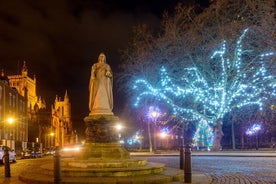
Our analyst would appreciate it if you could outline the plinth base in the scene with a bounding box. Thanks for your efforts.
[77,142,130,160]
[19,157,184,183]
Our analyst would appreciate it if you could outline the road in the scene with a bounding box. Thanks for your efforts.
[135,155,276,184]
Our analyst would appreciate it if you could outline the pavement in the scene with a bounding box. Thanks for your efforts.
[130,149,276,184]
[130,149,276,157]
[0,150,275,184]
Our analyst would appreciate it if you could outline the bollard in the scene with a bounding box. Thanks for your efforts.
[54,146,62,183]
[184,144,192,183]
[4,147,10,177]
[180,145,184,169]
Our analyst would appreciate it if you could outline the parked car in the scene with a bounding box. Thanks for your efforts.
[43,147,55,156]
[31,148,42,158]
[21,149,32,159]
[21,148,42,159]
[0,145,16,163]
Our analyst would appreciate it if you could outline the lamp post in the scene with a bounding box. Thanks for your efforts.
[160,131,169,149]
[4,117,14,178]
[147,119,153,153]
[148,106,160,153]
[115,124,123,143]
[50,132,55,148]
[246,123,261,150]
[7,117,15,150]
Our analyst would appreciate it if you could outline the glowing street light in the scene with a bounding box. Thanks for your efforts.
[6,117,15,150]
[115,124,123,131]
[49,132,55,147]
[246,123,262,150]
[246,123,262,136]
[7,117,15,125]
[115,124,124,143]
[147,106,161,152]
[148,106,161,121]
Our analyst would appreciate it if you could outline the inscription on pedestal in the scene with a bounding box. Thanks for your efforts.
[79,115,130,160]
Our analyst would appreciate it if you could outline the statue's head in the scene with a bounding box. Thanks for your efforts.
[98,53,106,63]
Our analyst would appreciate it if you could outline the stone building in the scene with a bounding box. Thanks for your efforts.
[7,62,47,146]
[7,61,46,111]
[52,91,75,147]
[0,70,28,153]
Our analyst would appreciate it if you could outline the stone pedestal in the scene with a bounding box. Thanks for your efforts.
[77,115,130,160]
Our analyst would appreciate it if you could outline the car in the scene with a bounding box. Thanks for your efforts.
[31,148,42,158]
[0,145,16,163]
[43,147,55,156]
[21,149,32,159]
[21,148,42,159]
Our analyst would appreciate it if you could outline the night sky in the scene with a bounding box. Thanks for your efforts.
[0,0,202,132]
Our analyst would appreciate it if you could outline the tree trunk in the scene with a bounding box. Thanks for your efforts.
[212,119,224,151]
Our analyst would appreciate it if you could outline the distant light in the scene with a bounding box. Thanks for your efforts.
[246,123,262,135]
[160,132,167,138]
[7,117,15,124]
[115,124,123,131]
[62,146,80,152]
[147,106,161,120]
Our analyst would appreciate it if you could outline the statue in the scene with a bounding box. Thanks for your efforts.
[89,52,113,115]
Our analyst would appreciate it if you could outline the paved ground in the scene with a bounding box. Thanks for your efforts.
[0,150,275,183]
[132,150,276,184]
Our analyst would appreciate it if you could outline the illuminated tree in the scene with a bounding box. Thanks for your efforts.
[119,0,275,150]
[133,29,275,150]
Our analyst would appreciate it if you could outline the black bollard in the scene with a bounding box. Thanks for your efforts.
[54,146,62,183]
[4,147,10,177]
[180,145,184,169]
[184,144,192,183]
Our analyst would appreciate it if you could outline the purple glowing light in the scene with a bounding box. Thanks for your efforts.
[246,123,262,135]
[147,106,161,120]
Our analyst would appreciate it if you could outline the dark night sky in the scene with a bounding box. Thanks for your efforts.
[0,0,202,132]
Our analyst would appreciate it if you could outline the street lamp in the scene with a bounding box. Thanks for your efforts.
[7,117,15,125]
[147,106,161,152]
[115,124,123,143]
[6,117,15,150]
[2,116,15,177]
[160,128,170,150]
[246,123,262,150]
[49,132,54,148]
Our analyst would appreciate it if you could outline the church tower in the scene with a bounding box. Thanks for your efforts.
[52,90,74,146]
[7,61,46,111]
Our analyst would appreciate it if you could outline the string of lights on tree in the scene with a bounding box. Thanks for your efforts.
[133,29,275,126]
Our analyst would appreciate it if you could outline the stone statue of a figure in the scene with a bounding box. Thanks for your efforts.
[89,53,113,115]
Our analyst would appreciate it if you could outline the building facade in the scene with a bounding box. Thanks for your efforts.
[0,70,28,153]
[7,62,48,145]
[7,61,46,111]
